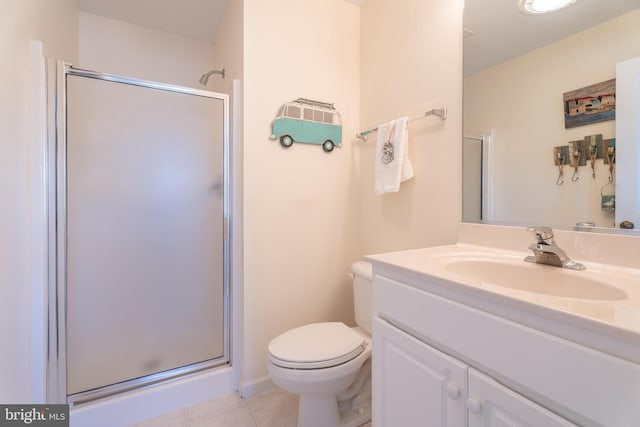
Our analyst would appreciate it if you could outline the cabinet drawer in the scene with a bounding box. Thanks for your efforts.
[374,274,640,426]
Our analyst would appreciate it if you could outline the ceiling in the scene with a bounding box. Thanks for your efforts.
[75,0,638,73]
[76,0,231,43]
[464,0,640,76]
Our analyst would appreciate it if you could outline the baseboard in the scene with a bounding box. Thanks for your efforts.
[239,375,275,399]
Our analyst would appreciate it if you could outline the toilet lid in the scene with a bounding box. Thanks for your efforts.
[268,322,365,369]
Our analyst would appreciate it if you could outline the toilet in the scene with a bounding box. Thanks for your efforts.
[267,261,373,427]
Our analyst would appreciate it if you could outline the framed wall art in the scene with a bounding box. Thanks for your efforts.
[563,78,616,129]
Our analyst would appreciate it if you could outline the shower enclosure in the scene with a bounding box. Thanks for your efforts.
[47,64,230,405]
[462,134,489,222]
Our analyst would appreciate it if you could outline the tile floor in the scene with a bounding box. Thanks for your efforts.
[128,388,372,427]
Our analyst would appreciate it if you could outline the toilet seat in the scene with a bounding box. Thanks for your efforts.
[268,322,365,370]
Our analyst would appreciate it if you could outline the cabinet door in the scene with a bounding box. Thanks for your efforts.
[467,369,577,427]
[373,317,467,427]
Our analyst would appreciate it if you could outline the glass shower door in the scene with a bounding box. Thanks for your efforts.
[64,72,228,401]
[463,135,484,222]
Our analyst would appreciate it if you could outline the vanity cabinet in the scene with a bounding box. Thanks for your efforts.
[374,317,467,426]
[374,317,575,426]
[370,270,640,427]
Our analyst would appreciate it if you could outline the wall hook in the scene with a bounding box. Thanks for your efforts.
[555,150,565,185]
[607,146,616,183]
[568,141,582,182]
[589,143,597,179]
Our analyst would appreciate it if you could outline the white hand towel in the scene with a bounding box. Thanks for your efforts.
[375,117,414,194]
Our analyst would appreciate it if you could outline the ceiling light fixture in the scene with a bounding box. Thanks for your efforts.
[519,0,578,15]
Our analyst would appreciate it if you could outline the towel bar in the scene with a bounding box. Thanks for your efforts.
[355,107,447,141]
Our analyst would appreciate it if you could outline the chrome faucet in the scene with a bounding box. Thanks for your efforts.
[524,227,585,270]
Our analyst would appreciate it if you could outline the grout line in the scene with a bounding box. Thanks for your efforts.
[180,409,189,427]
[246,402,260,427]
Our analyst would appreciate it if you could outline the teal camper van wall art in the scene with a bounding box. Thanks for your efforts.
[271,98,343,152]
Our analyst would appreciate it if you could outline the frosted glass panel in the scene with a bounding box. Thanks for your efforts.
[65,76,226,395]
[463,137,483,222]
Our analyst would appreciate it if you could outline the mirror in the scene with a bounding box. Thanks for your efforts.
[463,0,640,233]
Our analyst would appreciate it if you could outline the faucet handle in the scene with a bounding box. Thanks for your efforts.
[527,226,554,244]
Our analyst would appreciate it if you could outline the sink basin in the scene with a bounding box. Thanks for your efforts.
[444,259,628,301]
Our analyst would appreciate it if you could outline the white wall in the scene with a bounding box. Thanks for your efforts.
[464,9,640,228]
[0,0,78,403]
[242,0,362,386]
[358,0,464,254]
[209,0,245,387]
[211,0,243,95]
[78,12,216,88]
[240,0,464,390]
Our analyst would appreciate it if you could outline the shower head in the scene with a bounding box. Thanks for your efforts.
[199,68,225,85]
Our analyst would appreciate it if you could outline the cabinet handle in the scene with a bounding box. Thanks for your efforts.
[446,383,461,400]
[467,398,482,414]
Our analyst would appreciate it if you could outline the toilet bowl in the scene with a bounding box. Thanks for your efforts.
[267,262,373,427]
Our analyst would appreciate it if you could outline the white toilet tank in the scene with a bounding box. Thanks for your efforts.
[351,261,373,334]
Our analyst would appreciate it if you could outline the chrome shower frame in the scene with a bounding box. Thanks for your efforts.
[46,62,232,405]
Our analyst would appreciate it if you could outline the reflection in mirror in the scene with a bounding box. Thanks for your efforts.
[463,0,640,233]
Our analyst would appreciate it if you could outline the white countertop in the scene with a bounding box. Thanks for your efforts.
[366,241,640,364]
